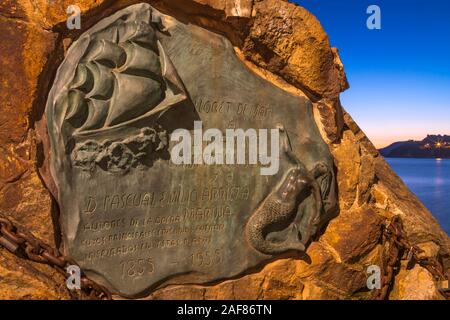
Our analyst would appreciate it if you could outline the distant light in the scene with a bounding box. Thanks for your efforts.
[436,158,443,161]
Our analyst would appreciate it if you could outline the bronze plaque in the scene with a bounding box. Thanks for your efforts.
[46,3,337,298]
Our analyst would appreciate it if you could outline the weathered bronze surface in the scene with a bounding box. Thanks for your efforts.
[46,3,338,298]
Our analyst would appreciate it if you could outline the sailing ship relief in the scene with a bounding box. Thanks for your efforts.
[47,9,189,173]
[62,17,187,137]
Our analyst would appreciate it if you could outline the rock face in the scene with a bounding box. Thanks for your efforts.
[0,0,448,300]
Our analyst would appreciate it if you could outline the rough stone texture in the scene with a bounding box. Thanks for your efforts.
[389,262,445,300]
[0,0,448,300]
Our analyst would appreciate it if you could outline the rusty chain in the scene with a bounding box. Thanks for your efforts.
[0,215,111,300]
[374,215,450,300]
[1,213,448,300]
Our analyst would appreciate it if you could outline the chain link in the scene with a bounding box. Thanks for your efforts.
[374,215,450,300]
[0,215,111,300]
[1,213,448,300]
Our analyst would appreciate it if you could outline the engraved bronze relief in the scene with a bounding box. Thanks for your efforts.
[245,127,332,255]
[46,3,338,298]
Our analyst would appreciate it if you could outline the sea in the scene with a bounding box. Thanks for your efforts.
[386,158,450,235]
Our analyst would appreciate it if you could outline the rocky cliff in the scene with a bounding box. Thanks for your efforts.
[0,0,449,300]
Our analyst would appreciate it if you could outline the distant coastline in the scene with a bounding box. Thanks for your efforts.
[379,135,450,158]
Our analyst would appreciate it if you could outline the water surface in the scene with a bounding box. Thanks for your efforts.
[386,158,450,235]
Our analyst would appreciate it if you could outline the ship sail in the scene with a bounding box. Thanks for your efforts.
[66,24,186,135]
[117,21,158,52]
[85,39,126,68]
[118,41,161,77]
[79,99,109,131]
[71,64,93,93]
[65,89,88,128]
[105,71,164,126]
[68,61,115,131]
[85,62,115,100]
[158,41,185,97]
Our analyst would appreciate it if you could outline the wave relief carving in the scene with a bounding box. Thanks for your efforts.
[72,127,168,174]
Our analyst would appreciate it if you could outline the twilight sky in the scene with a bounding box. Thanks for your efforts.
[295,0,450,148]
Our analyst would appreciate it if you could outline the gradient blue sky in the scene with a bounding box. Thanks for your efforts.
[294,0,450,148]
